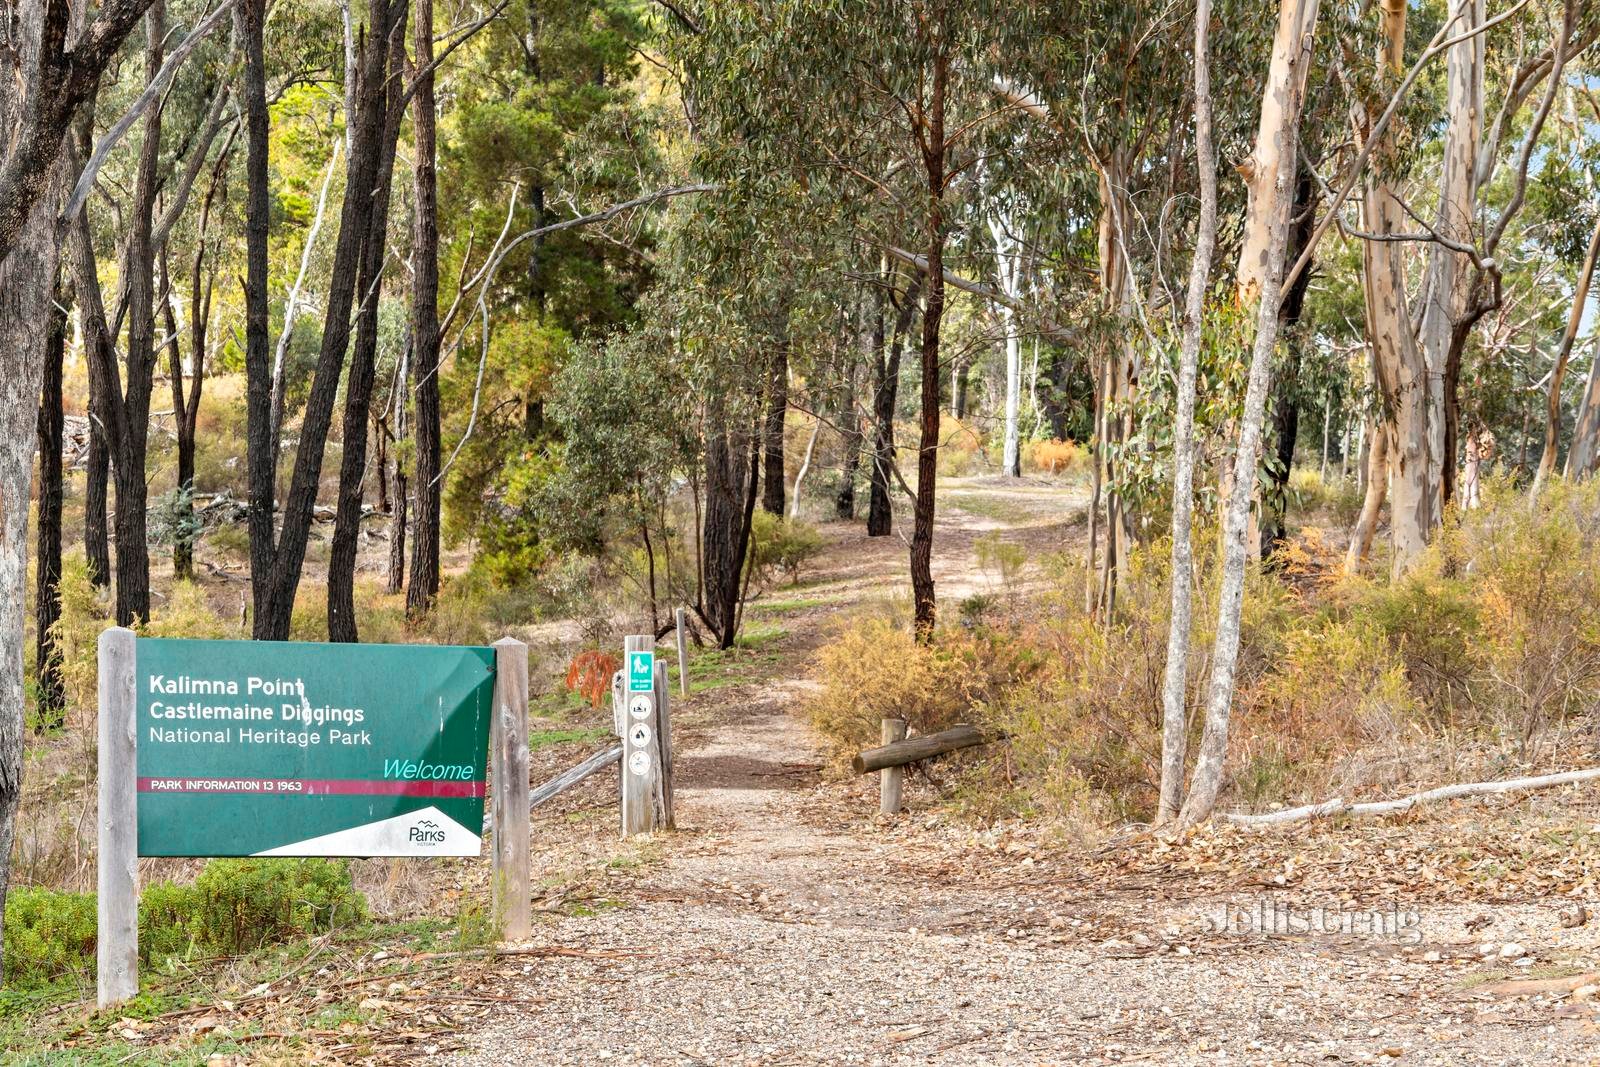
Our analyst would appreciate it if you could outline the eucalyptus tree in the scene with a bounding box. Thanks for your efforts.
[685,0,1033,635]
[65,0,235,624]
[240,0,405,639]
[327,2,409,642]
[998,0,1271,614]
[0,0,174,989]
[424,0,660,595]
[1178,0,1323,827]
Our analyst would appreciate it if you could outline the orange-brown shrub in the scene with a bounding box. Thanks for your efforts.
[565,650,621,708]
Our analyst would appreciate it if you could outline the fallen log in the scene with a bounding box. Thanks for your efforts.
[852,724,988,775]
[1219,767,1600,827]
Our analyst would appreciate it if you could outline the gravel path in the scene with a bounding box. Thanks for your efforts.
[447,484,1600,1066]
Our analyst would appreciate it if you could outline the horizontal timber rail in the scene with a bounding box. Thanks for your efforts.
[530,744,623,810]
[851,724,990,775]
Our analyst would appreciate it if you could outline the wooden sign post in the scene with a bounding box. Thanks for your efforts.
[97,627,138,1008]
[619,635,659,837]
[674,606,689,695]
[491,637,531,941]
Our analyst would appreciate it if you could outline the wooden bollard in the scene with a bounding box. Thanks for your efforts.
[491,637,531,942]
[97,627,139,1008]
[675,606,689,696]
[879,718,908,814]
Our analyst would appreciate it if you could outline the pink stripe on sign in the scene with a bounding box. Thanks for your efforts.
[136,777,484,798]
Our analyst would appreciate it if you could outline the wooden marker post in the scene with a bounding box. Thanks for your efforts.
[620,635,661,837]
[879,718,908,815]
[653,661,675,828]
[491,637,531,941]
[97,626,139,1008]
[675,607,689,695]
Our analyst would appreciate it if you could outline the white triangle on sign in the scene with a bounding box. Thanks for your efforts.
[252,805,481,857]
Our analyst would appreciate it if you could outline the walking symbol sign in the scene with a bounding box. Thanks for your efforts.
[628,650,655,692]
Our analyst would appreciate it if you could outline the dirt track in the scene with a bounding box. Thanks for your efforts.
[447,479,1600,1066]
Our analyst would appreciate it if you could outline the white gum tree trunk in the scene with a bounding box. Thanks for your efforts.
[1360,0,1433,576]
[1156,0,1220,824]
[989,215,1023,477]
[1179,0,1321,827]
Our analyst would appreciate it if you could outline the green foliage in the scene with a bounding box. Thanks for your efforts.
[974,532,1028,586]
[3,861,363,990]
[147,488,203,550]
[46,555,110,716]
[2,887,97,989]
[190,859,366,955]
[746,512,824,588]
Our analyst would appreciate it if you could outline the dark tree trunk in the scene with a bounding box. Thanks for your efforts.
[162,246,202,582]
[406,0,444,619]
[251,0,403,640]
[1262,167,1315,560]
[64,102,111,591]
[84,361,111,590]
[239,0,277,635]
[373,414,390,515]
[911,47,949,639]
[761,331,789,515]
[701,401,760,648]
[35,293,66,726]
[952,360,969,420]
[868,271,920,537]
[100,1,167,626]
[838,350,864,521]
[386,344,408,596]
[329,0,409,643]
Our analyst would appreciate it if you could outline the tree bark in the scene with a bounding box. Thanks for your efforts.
[406,0,444,618]
[102,0,168,625]
[250,0,403,640]
[1345,417,1389,574]
[701,398,759,648]
[1531,212,1600,498]
[1568,332,1600,480]
[329,0,409,642]
[386,342,408,596]
[868,271,920,537]
[910,43,949,639]
[75,252,112,589]
[0,0,155,986]
[1421,0,1482,510]
[834,297,866,520]
[1359,0,1431,578]
[1156,0,1219,825]
[0,184,62,986]
[1178,0,1320,827]
[989,216,1023,478]
[162,245,202,582]
[35,293,67,726]
[240,0,276,634]
[1262,168,1315,558]
[761,326,789,516]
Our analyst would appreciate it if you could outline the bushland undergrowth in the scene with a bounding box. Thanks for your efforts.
[811,476,1600,829]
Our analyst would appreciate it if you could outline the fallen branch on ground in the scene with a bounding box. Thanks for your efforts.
[1480,971,1600,997]
[1219,768,1600,827]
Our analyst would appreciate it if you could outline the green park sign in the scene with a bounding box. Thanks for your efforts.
[134,638,495,857]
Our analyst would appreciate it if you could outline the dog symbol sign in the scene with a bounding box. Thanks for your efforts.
[627,650,655,693]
